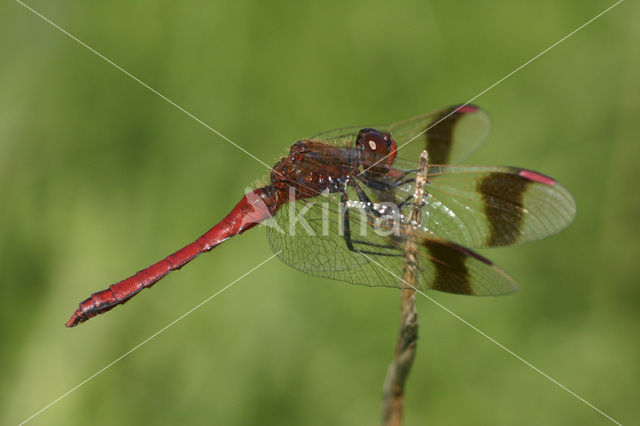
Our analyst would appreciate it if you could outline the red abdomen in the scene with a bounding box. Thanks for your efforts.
[66,186,279,327]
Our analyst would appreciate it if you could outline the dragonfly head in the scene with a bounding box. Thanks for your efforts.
[355,128,398,174]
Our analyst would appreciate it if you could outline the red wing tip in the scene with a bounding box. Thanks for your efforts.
[454,104,479,114]
[519,170,556,186]
[456,244,493,265]
[424,239,494,266]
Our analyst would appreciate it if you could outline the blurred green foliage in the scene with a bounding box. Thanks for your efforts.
[1,0,638,425]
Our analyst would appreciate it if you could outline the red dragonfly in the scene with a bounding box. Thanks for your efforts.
[66,105,576,327]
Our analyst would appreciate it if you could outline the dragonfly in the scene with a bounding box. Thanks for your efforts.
[66,104,576,327]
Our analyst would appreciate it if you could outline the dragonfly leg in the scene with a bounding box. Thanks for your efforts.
[341,190,357,252]
[353,184,382,218]
[387,168,419,188]
[397,194,415,210]
[393,177,416,188]
[358,176,392,191]
[353,181,418,224]
[340,191,404,258]
[397,193,427,210]
[359,170,417,191]
[354,181,408,220]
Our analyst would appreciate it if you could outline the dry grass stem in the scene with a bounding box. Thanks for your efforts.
[381,150,429,426]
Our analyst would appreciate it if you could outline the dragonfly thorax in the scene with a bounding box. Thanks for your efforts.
[269,140,356,199]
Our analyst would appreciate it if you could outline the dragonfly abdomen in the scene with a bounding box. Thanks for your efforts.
[65,187,279,327]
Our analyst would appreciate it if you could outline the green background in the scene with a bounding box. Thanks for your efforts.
[1,0,637,424]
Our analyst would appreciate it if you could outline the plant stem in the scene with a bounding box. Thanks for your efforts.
[381,150,429,426]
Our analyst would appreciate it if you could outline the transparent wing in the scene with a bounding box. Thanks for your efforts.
[307,123,387,148]
[387,165,576,249]
[390,104,491,165]
[265,186,517,296]
[305,104,490,165]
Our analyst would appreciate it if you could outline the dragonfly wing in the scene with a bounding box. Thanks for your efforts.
[307,124,387,148]
[417,237,518,295]
[266,188,399,286]
[389,104,491,165]
[304,104,489,165]
[397,165,577,249]
[265,189,517,296]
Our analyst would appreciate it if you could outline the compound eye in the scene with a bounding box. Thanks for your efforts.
[357,129,387,154]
